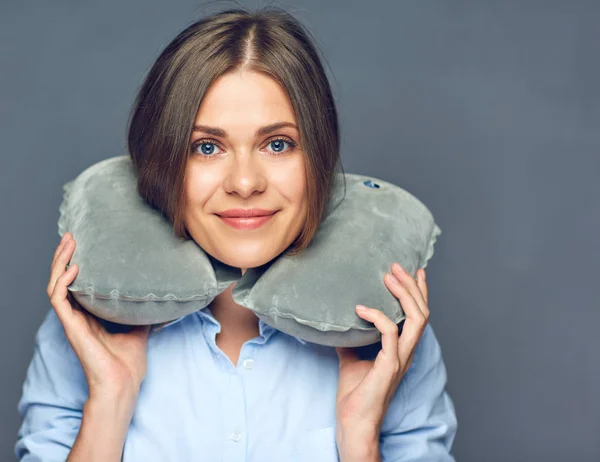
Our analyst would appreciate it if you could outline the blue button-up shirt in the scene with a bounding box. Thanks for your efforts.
[16,306,457,461]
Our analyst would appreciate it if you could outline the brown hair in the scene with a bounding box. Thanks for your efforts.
[126,5,345,257]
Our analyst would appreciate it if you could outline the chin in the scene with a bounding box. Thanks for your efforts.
[210,243,285,270]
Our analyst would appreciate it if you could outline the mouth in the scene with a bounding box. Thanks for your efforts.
[216,211,278,230]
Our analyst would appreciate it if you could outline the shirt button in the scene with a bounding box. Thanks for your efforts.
[243,358,254,370]
[230,431,242,442]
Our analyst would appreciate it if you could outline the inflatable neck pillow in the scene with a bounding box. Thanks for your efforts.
[58,155,441,347]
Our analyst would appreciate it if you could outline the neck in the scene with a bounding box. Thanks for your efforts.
[208,267,260,336]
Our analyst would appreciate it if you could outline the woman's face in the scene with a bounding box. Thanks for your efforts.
[183,69,308,271]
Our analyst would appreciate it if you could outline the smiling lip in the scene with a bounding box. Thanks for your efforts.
[216,209,278,230]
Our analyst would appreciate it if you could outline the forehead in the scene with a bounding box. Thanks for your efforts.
[194,70,296,128]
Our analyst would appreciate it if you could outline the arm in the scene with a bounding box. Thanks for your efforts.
[15,309,137,462]
[379,323,458,462]
[68,389,138,462]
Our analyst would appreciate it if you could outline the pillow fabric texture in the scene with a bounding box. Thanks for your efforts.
[59,155,441,347]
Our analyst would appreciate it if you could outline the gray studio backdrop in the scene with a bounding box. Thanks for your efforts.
[2,1,599,461]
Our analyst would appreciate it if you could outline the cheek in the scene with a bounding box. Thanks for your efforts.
[186,185,210,205]
[277,159,307,203]
[277,179,306,210]
[184,166,219,205]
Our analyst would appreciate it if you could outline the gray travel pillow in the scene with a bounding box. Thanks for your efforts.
[58,155,441,347]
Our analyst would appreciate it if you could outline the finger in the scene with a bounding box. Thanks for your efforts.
[397,303,428,367]
[67,287,90,313]
[47,238,76,297]
[50,263,79,329]
[65,290,95,334]
[391,263,429,319]
[402,347,417,374]
[355,304,399,369]
[384,272,426,326]
[417,269,428,307]
[66,290,80,310]
[390,263,427,317]
[51,232,71,268]
[48,237,74,295]
[384,272,428,363]
[398,320,424,371]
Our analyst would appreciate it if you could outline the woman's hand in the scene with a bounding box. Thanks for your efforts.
[334,262,430,460]
[46,232,152,402]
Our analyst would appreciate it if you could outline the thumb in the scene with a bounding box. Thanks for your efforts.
[336,347,359,368]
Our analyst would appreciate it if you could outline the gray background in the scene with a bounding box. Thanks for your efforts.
[2,0,599,461]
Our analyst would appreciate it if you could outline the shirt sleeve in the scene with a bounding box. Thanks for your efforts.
[379,323,458,462]
[15,308,89,462]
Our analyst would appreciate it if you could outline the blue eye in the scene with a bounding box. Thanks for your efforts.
[266,137,297,154]
[190,136,298,158]
[192,141,222,157]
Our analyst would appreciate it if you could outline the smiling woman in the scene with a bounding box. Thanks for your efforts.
[126,9,342,265]
[125,8,346,368]
[16,5,457,462]
[182,70,311,269]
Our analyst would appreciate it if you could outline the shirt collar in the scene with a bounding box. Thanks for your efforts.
[198,307,307,345]
[152,307,307,345]
[150,315,186,333]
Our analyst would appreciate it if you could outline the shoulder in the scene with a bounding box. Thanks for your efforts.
[380,321,456,431]
[24,308,87,396]
[378,322,458,458]
[34,307,72,350]
[18,309,89,416]
[26,308,85,378]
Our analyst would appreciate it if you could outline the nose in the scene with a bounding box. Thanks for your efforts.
[223,149,267,198]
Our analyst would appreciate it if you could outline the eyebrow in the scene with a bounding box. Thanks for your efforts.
[192,122,298,138]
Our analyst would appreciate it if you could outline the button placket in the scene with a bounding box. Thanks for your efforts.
[222,371,247,460]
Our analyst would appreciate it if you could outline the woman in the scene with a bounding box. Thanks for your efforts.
[15,7,457,462]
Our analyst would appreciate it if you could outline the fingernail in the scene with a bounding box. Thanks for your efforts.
[393,262,405,273]
[356,305,368,311]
